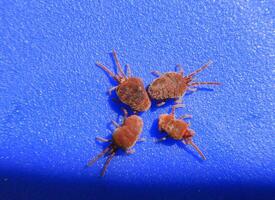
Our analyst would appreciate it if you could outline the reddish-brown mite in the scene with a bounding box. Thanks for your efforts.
[87,109,145,176]
[157,104,206,160]
[148,61,221,106]
[96,50,151,112]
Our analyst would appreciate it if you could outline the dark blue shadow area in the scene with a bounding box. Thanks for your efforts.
[0,169,273,200]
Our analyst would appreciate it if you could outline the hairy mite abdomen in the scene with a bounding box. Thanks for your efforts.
[117,77,151,112]
[148,72,186,100]
[113,115,143,149]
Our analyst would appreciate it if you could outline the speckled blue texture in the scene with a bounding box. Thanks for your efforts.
[0,0,274,199]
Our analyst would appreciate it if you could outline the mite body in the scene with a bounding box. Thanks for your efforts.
[96,50,151,112]
[157,104,206,160]
[87,109,144,176]
[148,61,220,105]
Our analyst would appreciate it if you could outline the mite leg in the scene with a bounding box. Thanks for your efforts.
[157,101,166,107]
[126,64,131,77]
[87,145,112,167]
[183,139,206,160]
[96,137,112,143]
[190,82,221,86]
[171,104,185,115]
[187,60,213,78]
[111,120,120,128]
[176,64,184,75]
[96,62,120,83]
[126,149,135,155]
[101,151,116,176]
[179,114,193,120]
[155,136,168,142]
[151,71,163,77]
[112,50,126,78]
[108,86,118,95]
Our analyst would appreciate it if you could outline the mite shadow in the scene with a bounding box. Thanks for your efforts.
[149,116,204,163]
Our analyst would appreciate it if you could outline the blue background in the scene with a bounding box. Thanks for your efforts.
[0,0,274,199]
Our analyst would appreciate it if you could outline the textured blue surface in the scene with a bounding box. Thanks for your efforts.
[0,0,274,199]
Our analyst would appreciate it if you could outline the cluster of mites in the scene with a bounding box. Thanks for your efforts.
[87,50,220,176]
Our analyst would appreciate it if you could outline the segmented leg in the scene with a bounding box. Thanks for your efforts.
[101,151,116,176]
[112,50,126,78]
[87,144,112,167]
[187,60,213,78]
[96,62,120,83]
[190,82,221,86]
[183,139,206,160]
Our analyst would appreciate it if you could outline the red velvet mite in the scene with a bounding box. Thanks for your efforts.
[87,109,145,176]
[157,104,206,160]
[148,61,220,106]
[96,50,151,112]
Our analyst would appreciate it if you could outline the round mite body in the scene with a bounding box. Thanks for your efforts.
[148,61,220,105]
[112,115,143,149]
[86,109,144,176]
[96,50,151,112]
[148,72,187,100]
[157,104,206,160]
[116,78,151,112]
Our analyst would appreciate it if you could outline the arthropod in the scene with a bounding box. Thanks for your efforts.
[96,50,151,112]
[148,61,220,106]
[87,109,145,176]
[157,104,206,160]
